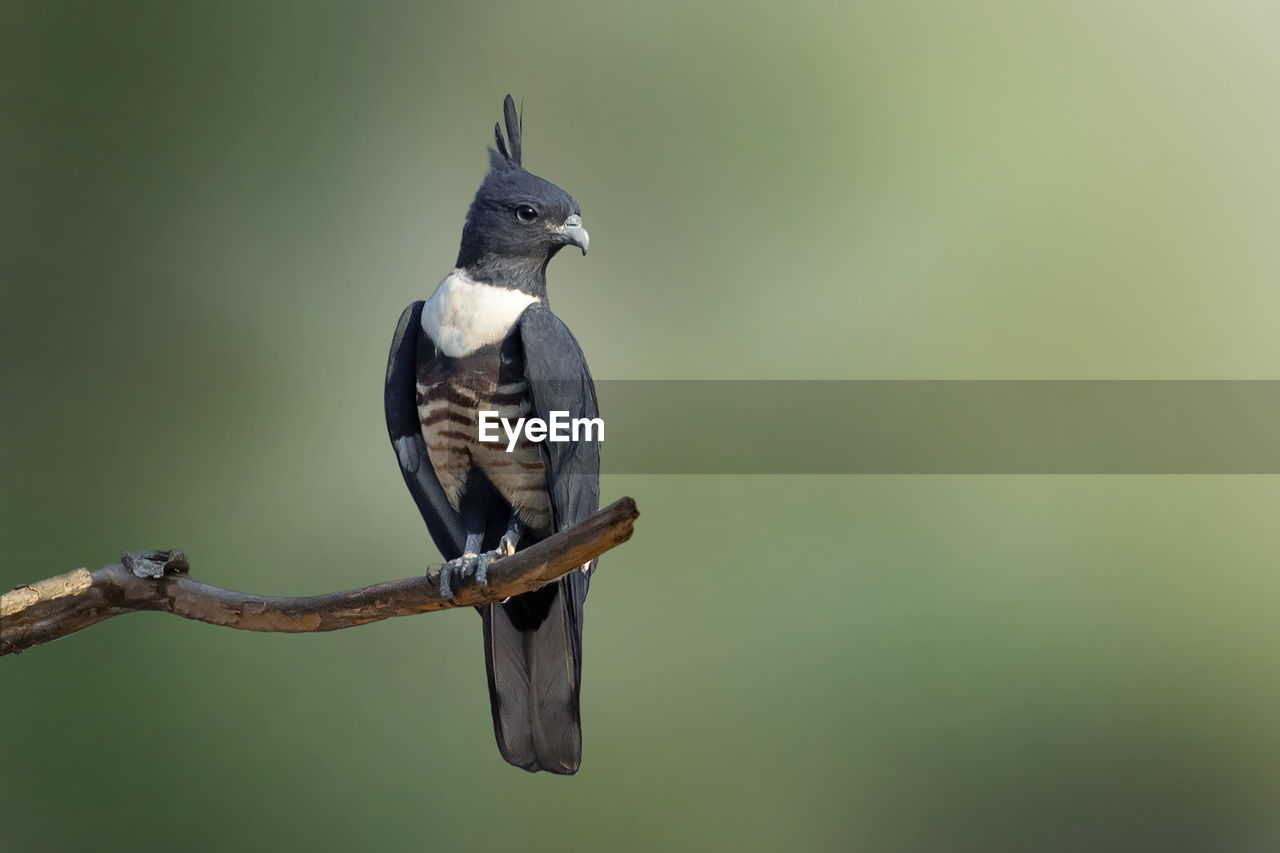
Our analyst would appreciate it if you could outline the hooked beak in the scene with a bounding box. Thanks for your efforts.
[553,214,589,255]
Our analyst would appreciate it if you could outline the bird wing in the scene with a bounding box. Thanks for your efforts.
[384,301,466,561]
[481,302,600,774]
[519,300,600,678]
[519,302,602,538]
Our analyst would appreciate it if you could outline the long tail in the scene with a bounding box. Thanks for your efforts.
[481,571,587,774]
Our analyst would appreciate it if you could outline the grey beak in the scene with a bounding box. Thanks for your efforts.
[555,214,589,255]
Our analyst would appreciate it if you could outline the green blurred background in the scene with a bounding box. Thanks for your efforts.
[4,1,1280,850]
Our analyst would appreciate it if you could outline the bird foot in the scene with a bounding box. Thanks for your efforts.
[437,546,510,600]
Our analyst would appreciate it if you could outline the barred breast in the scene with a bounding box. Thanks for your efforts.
[416,349,553,534]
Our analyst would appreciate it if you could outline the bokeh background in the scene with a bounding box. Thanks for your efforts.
[5,1,1280,850]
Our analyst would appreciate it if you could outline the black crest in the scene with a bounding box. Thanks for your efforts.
[493,94,523,166]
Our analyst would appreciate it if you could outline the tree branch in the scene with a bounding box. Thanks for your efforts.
[1,497,639,657]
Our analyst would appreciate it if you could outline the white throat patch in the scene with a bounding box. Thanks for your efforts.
[420,269,539,358]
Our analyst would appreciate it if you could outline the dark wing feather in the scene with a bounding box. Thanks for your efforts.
[482,303,599,774]
[520,302,601,535]
[520,299,600,716]
[384,301,466,560]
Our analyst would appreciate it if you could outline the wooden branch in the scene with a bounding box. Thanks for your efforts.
[0,497,638,657]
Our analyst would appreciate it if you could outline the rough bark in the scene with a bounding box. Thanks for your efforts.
[1,496,638,657]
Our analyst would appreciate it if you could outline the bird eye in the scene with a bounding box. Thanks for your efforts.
[515,205,538,224]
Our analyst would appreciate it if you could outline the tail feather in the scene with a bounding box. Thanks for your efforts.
[482,574,585,774]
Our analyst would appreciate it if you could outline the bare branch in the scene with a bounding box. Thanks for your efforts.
[1,497,638,657]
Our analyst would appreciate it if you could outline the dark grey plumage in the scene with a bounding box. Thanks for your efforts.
[455,97,585,297]
[385,95,598,774]
[494,95,521,165]
[385,302,466,557]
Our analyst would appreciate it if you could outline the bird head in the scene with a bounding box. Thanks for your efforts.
[455,96,588,291]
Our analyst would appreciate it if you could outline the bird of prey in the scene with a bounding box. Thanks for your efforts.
[384,95,600,774]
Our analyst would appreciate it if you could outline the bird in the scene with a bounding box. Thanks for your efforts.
[384,95,599,774]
